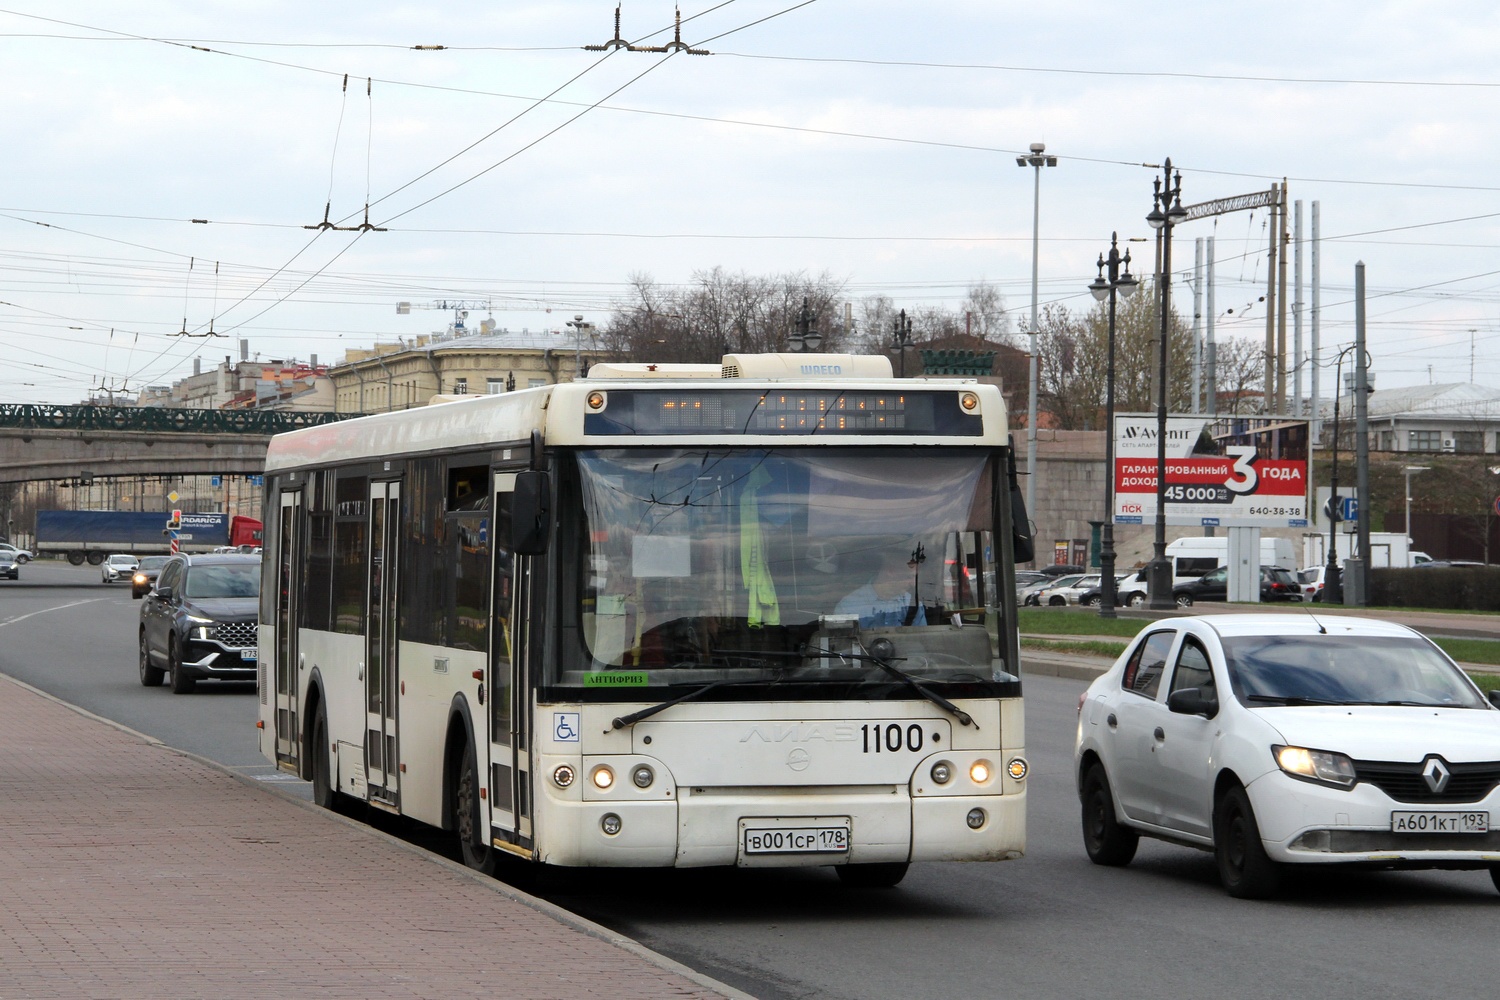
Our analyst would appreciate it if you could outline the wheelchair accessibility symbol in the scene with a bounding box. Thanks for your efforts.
[553,712,580,742]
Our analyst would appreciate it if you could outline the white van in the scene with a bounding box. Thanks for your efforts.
[1167,536,1294,579]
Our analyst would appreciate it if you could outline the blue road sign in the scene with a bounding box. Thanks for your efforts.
[210,475,222,488]
[1341,496,1359,521]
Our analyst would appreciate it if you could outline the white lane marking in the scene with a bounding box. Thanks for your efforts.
[0,598,113,629]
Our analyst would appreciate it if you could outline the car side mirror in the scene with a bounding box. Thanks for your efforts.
[154,585,174,601]
[1488,689,1500,710]
[1167,687,1218,717]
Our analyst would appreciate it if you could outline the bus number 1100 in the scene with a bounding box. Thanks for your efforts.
[862,722,924,753]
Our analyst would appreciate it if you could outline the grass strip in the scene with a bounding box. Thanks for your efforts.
[1432,638,1500,667]
[1021,637,1128,659]
[1464,671,1500,693]
[1016,608,1146,639]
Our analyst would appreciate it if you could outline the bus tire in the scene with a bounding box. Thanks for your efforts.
[456,739,498,877]
[139,630,164,687]
[311,709,334,810]
[835,862,909,888]
[169,640,196,694]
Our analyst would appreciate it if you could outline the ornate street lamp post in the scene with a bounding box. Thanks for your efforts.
[1088,233,1139,618]
[893,309,913,377]
[789,297,823,352]
[1144,159,1187,610]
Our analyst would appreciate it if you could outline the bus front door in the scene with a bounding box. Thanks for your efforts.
[366,480,401,808]
[487,473,531,851]
[274,488,302,768]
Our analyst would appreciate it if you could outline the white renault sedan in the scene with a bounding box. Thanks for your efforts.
[1074,614,1500,898]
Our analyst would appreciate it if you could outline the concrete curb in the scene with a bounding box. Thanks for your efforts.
[0,669,755,1000]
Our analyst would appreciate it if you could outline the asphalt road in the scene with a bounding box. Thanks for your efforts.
[4,561,1497,1000]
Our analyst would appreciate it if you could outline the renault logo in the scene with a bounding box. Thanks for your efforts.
[1421,757,1451,794]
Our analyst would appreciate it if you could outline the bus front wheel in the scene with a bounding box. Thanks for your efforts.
[456,739,498,877]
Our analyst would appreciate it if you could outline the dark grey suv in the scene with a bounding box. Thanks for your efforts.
[138,552,260,693]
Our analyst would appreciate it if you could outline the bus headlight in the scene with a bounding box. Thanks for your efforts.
[591,765,615,790]
[930,761,953,785]
[969,760,992,784]
[601,813,622,835]
[552,764,576,788]
[631,765,654,789]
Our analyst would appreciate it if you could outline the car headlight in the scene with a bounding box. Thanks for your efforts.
[1274,745,1357,789]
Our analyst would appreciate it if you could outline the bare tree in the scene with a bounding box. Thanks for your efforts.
[601,269,849,363]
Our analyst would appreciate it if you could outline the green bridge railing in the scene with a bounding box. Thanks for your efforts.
[0,404,358,435]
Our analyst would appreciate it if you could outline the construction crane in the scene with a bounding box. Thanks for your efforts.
[395,300,495,336]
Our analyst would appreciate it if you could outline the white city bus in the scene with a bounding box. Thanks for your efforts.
[257,353,1033,886]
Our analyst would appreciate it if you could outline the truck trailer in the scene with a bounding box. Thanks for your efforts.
[34,510,259,565]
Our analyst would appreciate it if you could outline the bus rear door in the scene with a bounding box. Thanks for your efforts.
[366,479,402,808]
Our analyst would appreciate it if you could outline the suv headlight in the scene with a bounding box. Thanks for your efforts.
[185,614,217,641]
[1274,745,1357,789]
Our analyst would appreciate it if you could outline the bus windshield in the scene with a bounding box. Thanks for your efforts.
[564,447,1013,695]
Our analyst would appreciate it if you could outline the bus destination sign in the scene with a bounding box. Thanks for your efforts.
[584,389,983,436]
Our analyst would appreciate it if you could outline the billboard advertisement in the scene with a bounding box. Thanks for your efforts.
[1113,415,1310,528]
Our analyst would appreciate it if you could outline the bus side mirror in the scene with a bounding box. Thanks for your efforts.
[1006,442,1034,564]
[511,471,551,555]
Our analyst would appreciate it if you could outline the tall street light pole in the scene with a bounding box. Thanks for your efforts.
[1017,143,1057,547]
[1145,159,1187,611]
[1089,233,1139,618]
[1403,464,1429,566]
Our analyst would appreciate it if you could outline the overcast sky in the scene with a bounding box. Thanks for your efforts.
[4,1,1500,404]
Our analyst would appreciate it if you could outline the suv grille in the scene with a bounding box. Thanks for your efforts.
[1353,758,1500,804]
[217,620,258,649]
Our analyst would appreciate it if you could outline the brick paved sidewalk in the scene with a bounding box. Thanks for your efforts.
[0,675,743,1000]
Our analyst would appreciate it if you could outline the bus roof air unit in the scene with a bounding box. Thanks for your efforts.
[720,354,893,380]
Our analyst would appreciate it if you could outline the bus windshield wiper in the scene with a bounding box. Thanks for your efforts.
[862,649,978,730]
[610,679,728,730]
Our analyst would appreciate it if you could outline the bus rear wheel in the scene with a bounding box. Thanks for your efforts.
[835,862,909,888]
[456,740,498,876]
[311,709,334,810]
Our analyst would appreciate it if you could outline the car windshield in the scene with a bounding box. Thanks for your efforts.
[564,447,1011,693]
[138,556,170,570]
[1222,634,1487,709]
[109,555,135,566]
[183,562,259,599]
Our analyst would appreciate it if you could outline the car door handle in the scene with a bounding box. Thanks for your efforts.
[1106,713,1118,728]
[1154,727,1165,741]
